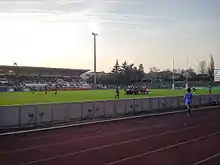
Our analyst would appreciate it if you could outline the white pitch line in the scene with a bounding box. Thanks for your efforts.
[193,152,220,165]
[105,132,220,165]
[0,105,220,136]
[19,123,216,165]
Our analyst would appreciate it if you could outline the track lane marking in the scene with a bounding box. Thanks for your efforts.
[0,115,214,155]
[106,132,220,165]
[18,122,218,165]
[193,152,220,165]
[0,124,162,155]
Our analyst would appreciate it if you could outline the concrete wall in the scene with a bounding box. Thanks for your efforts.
[82,102,94,120]
[93,101,105,118]
[64,103,82,121]
[115,100,126,115]
[0,106,19,127]
[171,97,179,109]
[37,104,52,123]
[20,105,37,125]
[200,95,210,105]
[142,98,151,112]
[1,94,220,129]
[191,95,201,107]
[134,99,143,113]
[105,101,115,117]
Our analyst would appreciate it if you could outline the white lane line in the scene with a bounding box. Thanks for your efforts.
[1,113,205,146]
[0,115,209,155]
[0,124,162,155]
[193,152,220,165]
[22,127,101,141]
[19,115,206,141]
[19,122,215,165]
[105,132,220,165]
[20,114,207,141]
[1,105,220,136]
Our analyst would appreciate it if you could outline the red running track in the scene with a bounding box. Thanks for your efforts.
[0,107,220,165]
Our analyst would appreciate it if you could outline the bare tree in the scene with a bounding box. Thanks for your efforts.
[207,54,215,82]
[198,60,207,75]
[150,66,160,72]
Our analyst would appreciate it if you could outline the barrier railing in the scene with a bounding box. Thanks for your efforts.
[0,94,219,130]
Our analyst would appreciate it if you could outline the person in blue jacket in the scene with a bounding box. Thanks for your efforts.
[185,88,193,115]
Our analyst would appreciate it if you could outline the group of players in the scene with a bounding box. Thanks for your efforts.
[124,85,150,95]
[32,86,58,95]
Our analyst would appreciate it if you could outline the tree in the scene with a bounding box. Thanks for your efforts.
[125,63,135,83]
[149,66,160,79]
[186,67,197,78]
[138,64,144,72]
[150,66,160,72]
[121,61,128,72]
[198,61,207,75]
[131,66,138,82]
[207,54,215,82]
[137,64,144,81]
[161,69,171,80]
[112,59,120,73]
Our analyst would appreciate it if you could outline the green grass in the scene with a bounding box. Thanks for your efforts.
[0,89,220,106]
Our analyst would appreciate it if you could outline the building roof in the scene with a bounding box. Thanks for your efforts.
[0,65,90,77]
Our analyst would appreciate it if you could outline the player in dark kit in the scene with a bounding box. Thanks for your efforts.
[192,86,196,94]
[55,88,57,95]
[45,86,48,95]
[115,86,119,99]
[208,84,212,94]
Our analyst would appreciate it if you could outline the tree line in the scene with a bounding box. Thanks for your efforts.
[87,55,215,85]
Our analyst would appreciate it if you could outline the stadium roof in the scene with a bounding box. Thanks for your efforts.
[0,65,90,77]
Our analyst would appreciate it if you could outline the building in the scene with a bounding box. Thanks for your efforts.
[80,71,106,81]
[0,65,89,77]
[0,65,90,91]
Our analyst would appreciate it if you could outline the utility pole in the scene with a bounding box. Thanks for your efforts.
[172,58,175,90]
[186,56,189,89]
[92,32,98,84]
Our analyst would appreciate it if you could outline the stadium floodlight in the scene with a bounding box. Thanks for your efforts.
[185,56,189,89]
[172,58,175,90]
[92,32,98,84]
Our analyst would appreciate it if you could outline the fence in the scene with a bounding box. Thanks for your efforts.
[0,94,220,130]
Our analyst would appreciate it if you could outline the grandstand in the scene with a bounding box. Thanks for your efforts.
[0,65,90,92]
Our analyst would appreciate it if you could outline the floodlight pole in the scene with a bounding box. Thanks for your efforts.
[92,32,98,85]
[172,58,175,90]
[186,56,189,89]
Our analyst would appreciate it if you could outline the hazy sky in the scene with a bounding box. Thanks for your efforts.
[0,0,219,72]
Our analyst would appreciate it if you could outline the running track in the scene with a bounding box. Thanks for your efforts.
[0,107,220,165]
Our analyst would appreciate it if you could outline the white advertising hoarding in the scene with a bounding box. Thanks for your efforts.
[214,69,220,82]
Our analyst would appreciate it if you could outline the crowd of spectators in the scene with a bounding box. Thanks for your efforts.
[0,75,90,92]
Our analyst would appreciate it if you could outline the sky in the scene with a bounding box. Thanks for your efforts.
[0,0,219,72]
